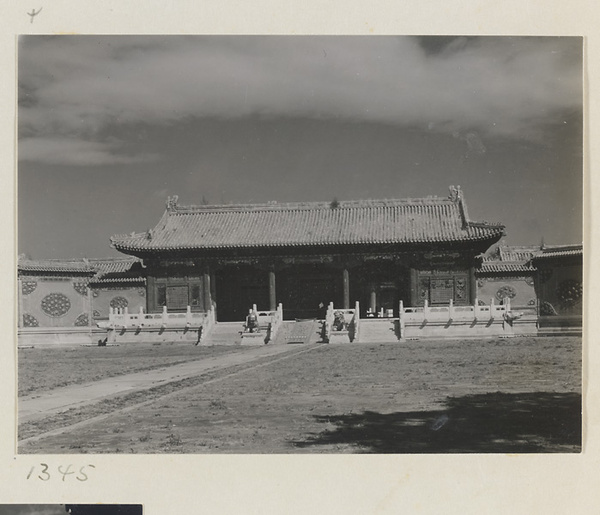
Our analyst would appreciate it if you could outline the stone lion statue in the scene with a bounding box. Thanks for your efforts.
[245,310,259,333]
[332,310,346,331]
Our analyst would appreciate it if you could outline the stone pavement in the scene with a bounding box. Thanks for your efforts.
[19,343,303,424]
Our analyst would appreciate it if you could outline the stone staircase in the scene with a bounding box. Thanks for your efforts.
[202,321,244,345]
[358,319,400,343]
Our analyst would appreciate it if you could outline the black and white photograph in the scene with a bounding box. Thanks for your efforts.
[17,35,583,454]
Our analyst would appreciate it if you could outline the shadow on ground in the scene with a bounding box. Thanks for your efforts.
[292,392,581,453]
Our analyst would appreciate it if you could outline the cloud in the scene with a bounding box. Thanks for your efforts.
[18,36,582,164]
[19,137,159,166]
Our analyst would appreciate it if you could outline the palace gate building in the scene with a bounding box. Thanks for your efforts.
[110,186,506,322]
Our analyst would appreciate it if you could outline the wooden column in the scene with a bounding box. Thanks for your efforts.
[203,269,212,312]
[87,283,93,327]
[268,269,277,311]
[469,266,477,306]
[342,268,350,309]
[370,288,377,312]
[146,276,155,313]
[409,268,418,307]
[210,271,217,318]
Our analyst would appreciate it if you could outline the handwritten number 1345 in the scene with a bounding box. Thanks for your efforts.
[27,464,96,481]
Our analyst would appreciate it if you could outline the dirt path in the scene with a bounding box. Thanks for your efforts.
[20,343,310,424]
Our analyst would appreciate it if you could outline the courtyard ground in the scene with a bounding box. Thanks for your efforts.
[18,336,582,454]
[18,342,246,396]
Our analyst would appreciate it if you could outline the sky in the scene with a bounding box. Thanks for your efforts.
[17,36,583,259]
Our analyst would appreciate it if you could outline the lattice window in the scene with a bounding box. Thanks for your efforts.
[156,285,167,307]
[418,273,470,305]
[167,285,188,310]
[190,285,201,306]
[430,278,454,304]
[418,277,430,303]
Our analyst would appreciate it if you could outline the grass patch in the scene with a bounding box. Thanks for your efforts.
[18,343,248,396]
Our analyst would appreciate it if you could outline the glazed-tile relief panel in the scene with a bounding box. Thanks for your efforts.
[477,276,537,309]
[91,287,146,319]
[19,276,92,327]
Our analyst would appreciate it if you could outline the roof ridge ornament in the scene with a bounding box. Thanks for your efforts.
[449,184,471,228]
[448,185,462,202]
[166,195,179,212]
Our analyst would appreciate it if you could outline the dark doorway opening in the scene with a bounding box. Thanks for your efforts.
[350,262,410,317]
[278,265,339,320]
[214,265,269,322]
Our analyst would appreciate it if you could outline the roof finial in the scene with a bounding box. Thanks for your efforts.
[448,185,460,202]
[166,195,179,212]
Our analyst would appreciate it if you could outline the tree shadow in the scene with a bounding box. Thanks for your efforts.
[292,392,581,453]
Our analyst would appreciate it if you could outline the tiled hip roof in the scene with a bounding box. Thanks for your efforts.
[18,259,96,274]
[496,246,539,262]
[533,245,583,260]
[87,257,140,275]
[87,258,145,283]
[18,257,146,283]
[91,277,147,285]
[477,262,536,274]
[111,196,505,253]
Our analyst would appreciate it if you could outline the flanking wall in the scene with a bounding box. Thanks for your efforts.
[535,262,582,317]
[19,275,93,328]
[90,284,147,320]
[476,276,537,309]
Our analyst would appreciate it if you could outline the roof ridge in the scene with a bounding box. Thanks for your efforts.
[467,220,505,228]
[87,257,140,262]
[19,257,89,262]
[532,244,583,259]
[110,188,506,253]
[168,196,455,214]
[19,256,138,264]
[540,243,583,251]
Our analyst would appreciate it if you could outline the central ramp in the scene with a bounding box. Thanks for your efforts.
[358,318,399,343]
[202,321,244,345]
[273,320,320,345]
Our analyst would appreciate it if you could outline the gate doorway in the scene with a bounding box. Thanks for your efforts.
[278,265,339,320]
[214,266,269,322]
[350,263,410,317]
